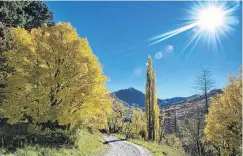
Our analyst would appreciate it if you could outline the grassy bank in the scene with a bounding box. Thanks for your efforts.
[113,134,186,156]
[3,129,104,156]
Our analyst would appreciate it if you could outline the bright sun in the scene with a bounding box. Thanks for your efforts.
[198,6,225,32]
[148,1,239,53]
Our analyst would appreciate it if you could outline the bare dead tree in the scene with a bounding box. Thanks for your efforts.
[195,69,215,114]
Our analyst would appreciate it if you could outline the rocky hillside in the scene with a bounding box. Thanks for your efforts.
[160,89,223,134]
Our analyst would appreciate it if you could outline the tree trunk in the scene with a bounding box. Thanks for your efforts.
[196,140,201,156]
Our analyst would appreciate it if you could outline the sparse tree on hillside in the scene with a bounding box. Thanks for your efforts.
[0,23,112,129]
[145,56,159,141]
[195,69,215,113]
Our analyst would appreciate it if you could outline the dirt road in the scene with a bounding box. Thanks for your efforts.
[102,135,152,156]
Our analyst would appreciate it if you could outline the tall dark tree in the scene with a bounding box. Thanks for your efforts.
[145,56,159,141]
[0,1,54,54]
[195,69,215,113]
[0,1,53,30]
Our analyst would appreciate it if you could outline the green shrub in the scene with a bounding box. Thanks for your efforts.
[68,124,104,155]
[161,134,183,149]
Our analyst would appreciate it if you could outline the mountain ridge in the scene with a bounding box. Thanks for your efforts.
[112,87,200,108]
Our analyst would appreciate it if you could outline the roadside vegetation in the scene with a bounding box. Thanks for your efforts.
[4,129,103,156]
[114,134,186,156]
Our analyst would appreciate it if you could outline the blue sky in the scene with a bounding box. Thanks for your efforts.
[46,1,242,99]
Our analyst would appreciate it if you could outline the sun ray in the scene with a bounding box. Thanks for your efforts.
[179,28,203,56]
[185,31,203,59]
[147,22,198,47]
[148,22,198,42]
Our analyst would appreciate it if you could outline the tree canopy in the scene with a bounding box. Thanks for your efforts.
[0,23,112,129]
[0,1,54,104]
[0,1,53,29]
[204,69,242,155]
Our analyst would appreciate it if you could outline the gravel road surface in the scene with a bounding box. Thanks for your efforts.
[102,135,152,156]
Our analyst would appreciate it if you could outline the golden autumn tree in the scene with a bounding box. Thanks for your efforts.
[123,107,147,139]
[145,56,159,141]
[0,23,112,129]
[204,68,242,156]
[153,72,160,141]
[108,98,127,133]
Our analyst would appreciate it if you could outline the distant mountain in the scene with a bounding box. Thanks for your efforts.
[112,87,200,108]
[112,87,148,108]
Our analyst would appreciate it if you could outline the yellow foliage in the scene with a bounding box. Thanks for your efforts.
[204,69,242,155]
[1,23,112,128]
[124,107,147,139]
[108,100,127,133]
[145,56,160,141]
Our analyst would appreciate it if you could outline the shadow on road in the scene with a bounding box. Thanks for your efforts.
[103,139,126,144]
